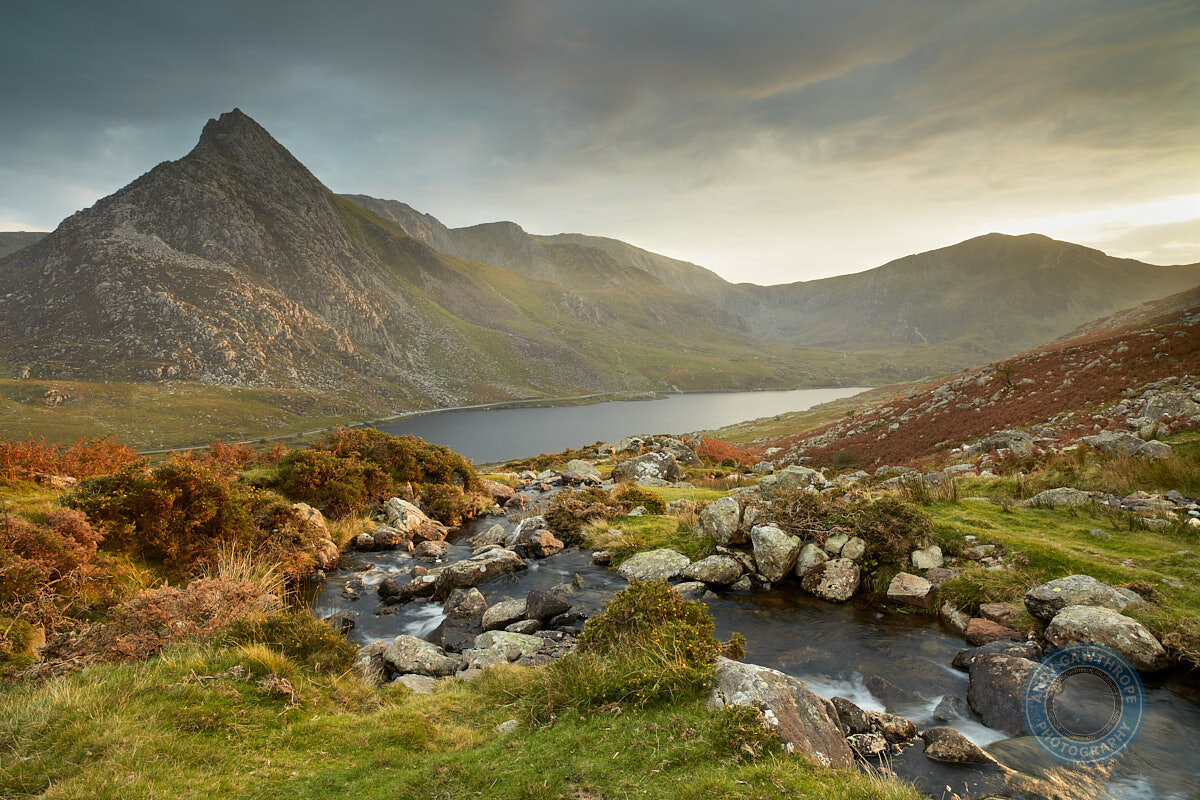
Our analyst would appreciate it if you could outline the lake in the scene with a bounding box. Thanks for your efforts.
[376,387,868,464]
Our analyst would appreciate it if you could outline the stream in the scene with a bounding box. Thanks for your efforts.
[311,497,1200,799]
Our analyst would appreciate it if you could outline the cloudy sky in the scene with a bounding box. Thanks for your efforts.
[2,1,1197,283]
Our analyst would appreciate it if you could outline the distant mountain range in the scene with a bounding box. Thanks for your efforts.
[2,108,1197,410]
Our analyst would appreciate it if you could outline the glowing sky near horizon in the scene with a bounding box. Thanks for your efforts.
[1,1,1197,283]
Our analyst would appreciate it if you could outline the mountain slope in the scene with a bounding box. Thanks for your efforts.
[0,110,840,410]
[0,231,46,259]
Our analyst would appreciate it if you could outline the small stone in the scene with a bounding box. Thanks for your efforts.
[965,618,1023,646]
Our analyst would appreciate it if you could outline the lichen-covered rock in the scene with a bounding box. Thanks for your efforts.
[482,598,527,631]
[617,548,690,582]
[840,536,867,562]
[886,572,935,608]
[794,542,828,578]
[800,558,860,602]
[432,548,527,598]
[750,525,800,583]
[1019,487,1095,508]
[611,452,683,483]
[681,554,743,585]
[758,465,829,495]
[921,727,998,765]
[383,635,460,677]
[470,523,507,548]
[560,459,602,484]
[472,630,543,659]
[910,545,944,570]
[1044,605,1168,671]
[1024,574,1131,621]
[707,657,852,768]
[697,495,742,545]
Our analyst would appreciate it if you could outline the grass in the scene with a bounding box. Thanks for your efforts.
[583,514,715,564]
[928,498,1200,661]
[0,648,921,800]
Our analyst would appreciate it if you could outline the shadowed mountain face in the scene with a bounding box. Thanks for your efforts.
[0,111,825,405]
[3,109,1197,410]
[0,231,46,259]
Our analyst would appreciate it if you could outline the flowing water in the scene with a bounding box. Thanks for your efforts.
[316,389,1200,798]
[375,387,868,464]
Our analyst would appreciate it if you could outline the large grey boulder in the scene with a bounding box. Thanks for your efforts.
[1024,574,1131,621]
[1019,488,1095,508]
[617,548,691,582]
[886,572,935,608]
[698,496,743,545]
[1044,605,1168,671]
[1082,430,1154,457]
[707,657,853,768]
[611,452,683,483]
[505,516,547,548]
[472,630,544,659]
[383,635,460,678]
[655,437,701,467]
[967,654,1039,736]
[794,543,828,578]
[921,728,998,765]
[800,558,860,602]
[560,459,602,484]
[432,548,527,598]
[481,598,527,631]
[1133,440,1173,460]
[910,545,944,569]
[470,523,508,548]
[681,554,744,585]
[759,465,829,495]
[750,525,801,583]
[384,498,447,541]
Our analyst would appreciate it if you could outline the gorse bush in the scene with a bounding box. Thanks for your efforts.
[68,461,327,580]
[313,427,480,492]
[272,448,394,519]
[611,483,666,514]
[515,581,737,723]
[418,483,482,527]
[848,496,933,560]
[172,440,257,475]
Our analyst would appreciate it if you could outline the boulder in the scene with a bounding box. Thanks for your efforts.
[979,602,1022,627]
[472,631,544,659]
[847,732,888,758]
[518,529,564,559]
[322,610,358,636]
[759,465,829,495]
[750,525,801,583]
[697,496,743,545]
[800,558,860,602]
[794,543,829,578]
[560,459,602,484]
[353,641,389,688]
[655,437,701,467]
[524,589,571,621]
[952,640,1042,671]
[1133,440,1173,460]
[910,545,944,570]
[479,479,515,503]
[931,694,969,722]
[920,727,998,765]
[611,452,683,483]
[470,523,508,548]
[617,548,690,582]
[672,581,708,601]
[965,618,1023,646]
[1044,605,1168,671]
[414,540,449,559]
[752,461,775,474]
[924,567,960,588]
[829,696,915,743]
[707,657,853,768]
[505,516,547,548]
[824,533,849,556]
[886,572,935,608]
[506,619,542,635]
[383,635,460,678]
[385,498,442,539]
[1019,487,1095,508]
[681,554,744,585]
[939,602,971,636]
[967,654,1039,736]
[1081,430,1151,457]
[1024,574,1131,621]
[840,536,867,562]
[443,587,487,620]
[432,548,527,598]
[482,598,527,631]
[864,675,923,708]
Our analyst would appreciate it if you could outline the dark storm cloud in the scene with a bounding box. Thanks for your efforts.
[1,1,1196,278]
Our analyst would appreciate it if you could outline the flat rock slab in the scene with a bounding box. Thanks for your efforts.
[617,548,690,582]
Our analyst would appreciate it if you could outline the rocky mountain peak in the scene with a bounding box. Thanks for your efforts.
[186,108,324,194]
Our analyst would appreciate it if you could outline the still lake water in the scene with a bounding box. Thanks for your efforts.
[376,387,868,464]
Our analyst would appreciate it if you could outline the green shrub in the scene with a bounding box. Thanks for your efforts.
[849,496,933,561]
[313,427,480,492]
[0,617,37,676]
[272,448,395,519]
[611,484,666,514]
[225,613,357,674]
[521,581,727,722]
[418,483,481,526]
[68,462,325,580]
[544,487,621,544]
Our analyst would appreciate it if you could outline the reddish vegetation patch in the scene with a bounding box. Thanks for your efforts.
[695,436,753,467]
[0,435,139,481]
[745,304,1200,468]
